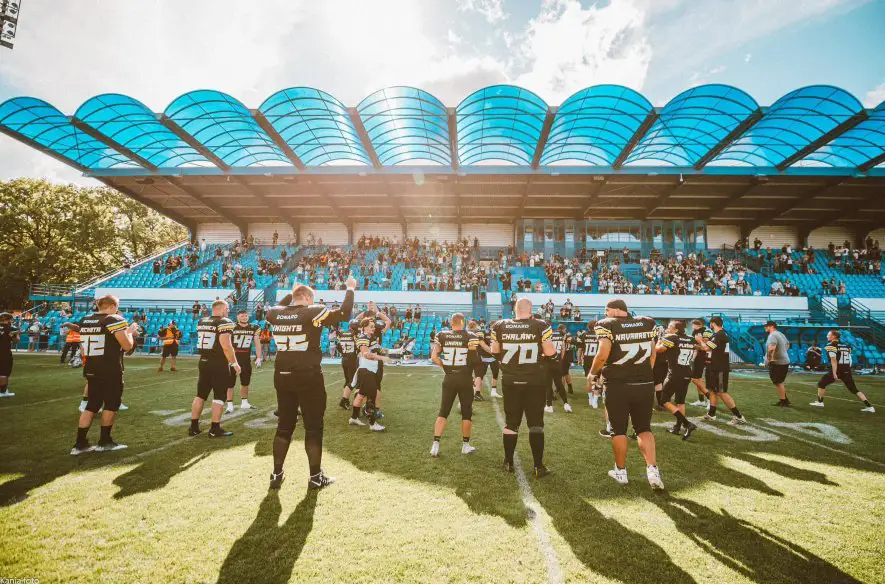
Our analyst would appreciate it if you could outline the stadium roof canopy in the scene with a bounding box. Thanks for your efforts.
[1,84,884,233]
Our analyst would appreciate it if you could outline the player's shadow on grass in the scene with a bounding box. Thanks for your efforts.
[217,489,317,584]
[648,494,859,583]
[735,453,839,486]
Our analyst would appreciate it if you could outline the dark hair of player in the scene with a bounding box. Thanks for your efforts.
[692,318,705,326]
[466,319,478,330]
[670,320,686,334]
[709,316,723,327]
[349,319,360,332]
[237,310,247,315]
[587,319,596,329]
[359,317,374,330]
[96,295,120,311]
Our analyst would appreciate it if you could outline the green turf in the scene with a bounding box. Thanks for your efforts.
[1,354,884,583]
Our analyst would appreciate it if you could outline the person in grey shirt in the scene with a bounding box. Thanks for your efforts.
[764,320,791,406]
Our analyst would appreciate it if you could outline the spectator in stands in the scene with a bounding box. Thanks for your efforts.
[272,230,279,247]
[211,271,219,287]
[200,304,209,318]
[255,302,264,322]
[192,301,200,318]
[805,342,822,370]
[573,306,582,321]
[201,272,209,287]
[415,304,423,322]
[153,259,161,275]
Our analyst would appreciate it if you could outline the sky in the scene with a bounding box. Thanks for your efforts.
[0,0,883,185]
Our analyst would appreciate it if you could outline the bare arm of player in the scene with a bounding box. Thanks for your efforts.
[220,332,241,374]
[113,323,139,352]
[589,338,612,377]
[430,342,443,369]
[62,322,80,331]
[360,344,392,364]
[253,332,262,364]
[766,342,776,365]
[695,332,710,351]
[376,310,392,332]
[831,353,839,379]
[655,341,669,354]
[477,339,492,354]
[542,338,557,358]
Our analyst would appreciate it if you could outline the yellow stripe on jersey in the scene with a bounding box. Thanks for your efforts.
[660,338,675,348]
[702,330,713,339]
[595,325,613,341]
[217,322,234,332]
[541,327,553,341]
[825,345,837,353]
[468,339,479,349]
[106,319,129,332]
[356,338,369,348]
[706,339,718,349]
[312,307,330,327]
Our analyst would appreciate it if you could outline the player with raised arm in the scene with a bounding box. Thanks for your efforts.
[225,310,262,413]
[0,312,21,398]
[698,316,746,425]
[544,322,572,414]
[70,296,139,455]
[688,319,712,408]
[355,301,392,418]
[467,320,495,401]
[810,330,876,413]
[266,276,356,490]
[190,300,240,438]
[349,318,393,431]
[654,320,699,440]
[588,299,664,489]
[491,298,557,477]
[337,320,360,410]
[430,313,480,456]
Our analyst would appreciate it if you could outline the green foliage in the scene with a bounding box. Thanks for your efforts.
[0,178,187,307]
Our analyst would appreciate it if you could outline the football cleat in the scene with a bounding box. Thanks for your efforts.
[269,471,285,490]
[544,405,554,414]
[96,441,128,452]
[861,406,876,413]
[308,471,335,490]
[534,465,552,479]
[728,416,747,426]
[473,393,485,402]
[348,417,366,427]
[666,425,683,435]
[689,399,706,407]
[590,394,599,409]
[773,399,791,407]
[608,467,629,485]
[339,398,350,410]
[240,401,256,410]
[461,442,476,455]
[0,390,15,398]
[117,404,129,411]
[430,441,440,457]
[369,422,386,432]
[682,422,698,441]
[809,401,825,407]
[208,427,233,438]
[503,461,515,473]
[490,389,501,398]
[188,426,201,437]
[646,466,665,490]
[70,442,94,456]
[563,403,573,413]
[224,403,234,414]
[599,428,614,439]
[703,414,717,422]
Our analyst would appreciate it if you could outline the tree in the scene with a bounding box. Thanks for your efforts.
[0,178,188,308]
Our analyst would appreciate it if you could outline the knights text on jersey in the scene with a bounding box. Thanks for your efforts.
[825,342,853,371]
[196,316,235,362]
[232,323,260,354]
[337,330,358,358]
[595,315,657,384]
[491,318,552,379]
[78,313,129,376]
[434,329,479,377]
[658,332,697,379]
[706,329,730,371]
[266,304,337,370]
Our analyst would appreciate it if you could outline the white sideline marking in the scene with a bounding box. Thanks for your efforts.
[0,375,199,410]
[490,394,563,584]
[750,421,885,469]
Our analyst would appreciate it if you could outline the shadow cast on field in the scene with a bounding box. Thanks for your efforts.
[217,490,318,584]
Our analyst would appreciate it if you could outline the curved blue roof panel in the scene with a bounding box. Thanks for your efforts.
[456,85,548,165]
[711,85,864,167]
[797,101,885,168]
[357,87,450,166]
[259,87,370,166]
[626,84,760,167]
[75,94,211,168]
[541,85,653,166]
[164,90,288,167]
[0,97,137,169]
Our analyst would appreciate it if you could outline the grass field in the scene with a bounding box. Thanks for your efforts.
[1,353,884,583]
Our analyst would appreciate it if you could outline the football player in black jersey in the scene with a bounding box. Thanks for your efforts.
[490,298,557,477]
[545,323,572,414]
[577,320,600,408]
[190,300,241,439]
[467,320,495,402]
[810,330,876,413]
[588,299,664,489]
[654,320,699,440]
[337,320,360,410]
[349,318,393,431]
[652,324,669,410]
[0,312,20,399]
[430,313,480,456]
[225,310,262,413]
[697,316,745,425]
[71,295,139,455]
[266,277,356,490]
[688,319,712,408]
[561,325,575,395]
[355,301,392,418]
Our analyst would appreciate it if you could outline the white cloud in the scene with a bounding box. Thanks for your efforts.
[456,0,508,23]
[447,29,463,45]
[745,53,752,63]
[864,82,885,107]
[709,65,726,75]
[513,0,652,104]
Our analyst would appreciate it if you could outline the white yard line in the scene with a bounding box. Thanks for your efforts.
[749,420,885,469]
[490,394,564,585]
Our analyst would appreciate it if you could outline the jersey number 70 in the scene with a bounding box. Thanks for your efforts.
[501,343,538,364]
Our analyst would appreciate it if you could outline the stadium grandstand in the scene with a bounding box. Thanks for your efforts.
[2,83,884,368]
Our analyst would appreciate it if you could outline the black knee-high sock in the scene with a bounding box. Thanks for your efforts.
[304,429,323,476]
[708,405,717,417]
[528,432,544,467]
[657,392,665,407]
[503,433,518,464]
[76,427,88,444]
[273,430,292,474]
[99,425,112,443]
[567,382,573,393]
[729,406,742,418]
[557,385,568,404]
[673,410,689,427]
[351,406,361,420]
[0,383,7,393]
